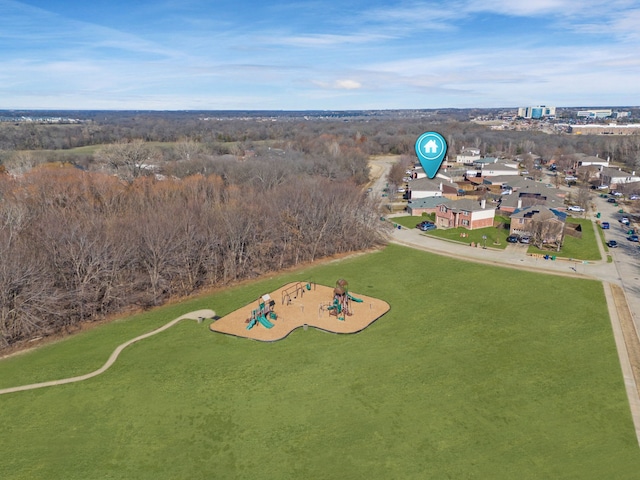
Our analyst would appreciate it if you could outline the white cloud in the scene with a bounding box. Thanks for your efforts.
[335,79,362,90]
[312,79,363,90]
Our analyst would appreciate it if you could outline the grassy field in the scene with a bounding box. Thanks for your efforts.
[1,244,638,479]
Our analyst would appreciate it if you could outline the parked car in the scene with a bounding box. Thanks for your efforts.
[506,235,519,243]
[601,222,610,229]
[519,236,531,244]
[597,184,609,190]
[628,235,639,242]
[612,191,624,197]
[607,240,618,248]
[567,205,585,212]
[620,217,630,225]
[607,198,617,203]
[418,223,437,231]
[630,195,640,200]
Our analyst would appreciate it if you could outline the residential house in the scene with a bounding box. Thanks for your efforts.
[510,206,567,246]
[466,157,520,178]
[406,196,444,216]
[435,198,496,230]
[497,182,565,214]
[455,148,481,164]
[406,177,458,200]
[599,167,640,190]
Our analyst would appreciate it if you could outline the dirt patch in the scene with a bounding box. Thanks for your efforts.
[209,282,390,341]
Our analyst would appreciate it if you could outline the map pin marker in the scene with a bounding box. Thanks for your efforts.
[415,131,447,179]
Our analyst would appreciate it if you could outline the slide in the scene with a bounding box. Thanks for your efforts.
[347,294,363,303]
[246,318,257,330]
[257,315,274,329]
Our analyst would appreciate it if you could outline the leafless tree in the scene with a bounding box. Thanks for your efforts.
[96,139,161,182]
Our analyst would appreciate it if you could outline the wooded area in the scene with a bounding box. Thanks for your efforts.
[0,167,385,348]
[1,111,639,349]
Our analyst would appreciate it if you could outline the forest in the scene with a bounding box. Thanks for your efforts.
[1,110,639,350]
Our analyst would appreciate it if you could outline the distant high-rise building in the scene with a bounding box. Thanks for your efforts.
[576,109,612,119]
[517,106,556,119]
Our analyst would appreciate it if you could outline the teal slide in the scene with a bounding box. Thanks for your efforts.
[257,315,274,329]
[246,318,257,330]
[347,294,363,303]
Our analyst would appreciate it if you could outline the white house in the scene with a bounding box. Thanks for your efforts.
[600,167,640,189]
[466,158,520,178]
[455,148,481,164]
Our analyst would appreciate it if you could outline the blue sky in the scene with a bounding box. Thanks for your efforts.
[1,0,639,110]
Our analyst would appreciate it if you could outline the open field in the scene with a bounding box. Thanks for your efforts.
[0,244,638,479]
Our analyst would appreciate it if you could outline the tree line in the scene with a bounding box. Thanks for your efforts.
[0,167,386,349]
[2,113,640,170]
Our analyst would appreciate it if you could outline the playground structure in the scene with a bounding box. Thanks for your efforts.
[211,281,390,342]
[322,279,363,321]
[281,281,315,305]
[246,294,277,330]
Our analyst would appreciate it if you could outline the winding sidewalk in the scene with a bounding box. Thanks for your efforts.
[0,309,215,396]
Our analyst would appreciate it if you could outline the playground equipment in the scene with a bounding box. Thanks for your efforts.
[325,279,363,321]
[281,281,315,305]
[246,294,277,330]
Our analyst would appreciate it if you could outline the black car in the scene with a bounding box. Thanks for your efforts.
[506,235,519,243]
[607,198,617,203]
[607,240,618,248]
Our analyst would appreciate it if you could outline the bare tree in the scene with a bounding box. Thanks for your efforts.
[96,139,160,182]
[529,211,564,250]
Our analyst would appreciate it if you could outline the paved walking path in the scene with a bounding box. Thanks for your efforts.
[0,309,215,396]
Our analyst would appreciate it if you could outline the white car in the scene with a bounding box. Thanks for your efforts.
[612,191,623,197]
[567,205,585,212]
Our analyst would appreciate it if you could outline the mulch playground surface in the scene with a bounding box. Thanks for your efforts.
[210,282,390,342]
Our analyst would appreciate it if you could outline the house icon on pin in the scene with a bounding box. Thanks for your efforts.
[423,139,439,154]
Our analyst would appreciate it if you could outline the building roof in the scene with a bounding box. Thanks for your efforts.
[473,156,498,164]
[511,205,567,222]
[601,166,638,178]
[438,198,492,213]
[498,182,564,209]
[407,197,444,209]
[409,176,457,191]
[409,177,442,191]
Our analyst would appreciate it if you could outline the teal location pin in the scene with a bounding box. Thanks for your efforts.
[415,132,447,179]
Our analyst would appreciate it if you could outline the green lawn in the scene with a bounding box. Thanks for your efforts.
[393,215,511,249]
[394,215,602,259]
[528,218,602,261]
[0,244,637,479]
